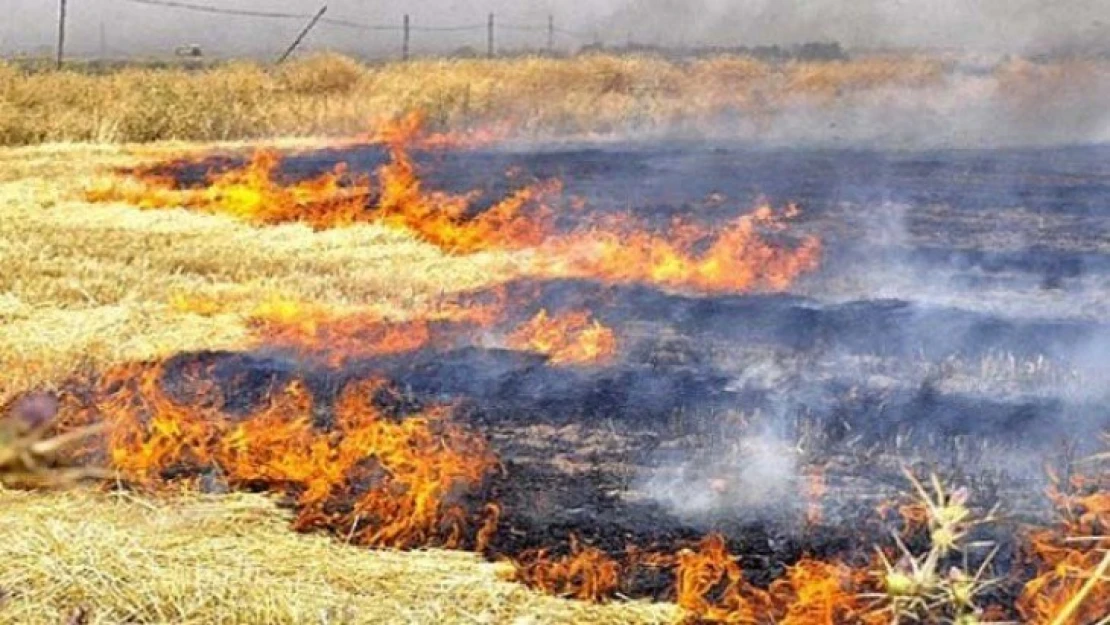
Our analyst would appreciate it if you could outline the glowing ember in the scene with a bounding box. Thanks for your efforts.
[804,469,829,526]
[507,309,618,366]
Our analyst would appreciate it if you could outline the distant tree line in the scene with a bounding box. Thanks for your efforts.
[575,41,849,62]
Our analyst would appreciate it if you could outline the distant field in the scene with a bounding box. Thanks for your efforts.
[4,51,1100,146]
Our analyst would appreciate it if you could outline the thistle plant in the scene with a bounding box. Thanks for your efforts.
[864,468,1011,625]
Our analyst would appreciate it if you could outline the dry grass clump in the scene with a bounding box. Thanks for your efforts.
[784,57,946,99]
[0,488,679,625]
[276,52,366,95]
[0,52,973,146]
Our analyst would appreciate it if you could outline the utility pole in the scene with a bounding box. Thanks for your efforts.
[402,14,410,61]
[487,13,494,59]
[547,15,554,53]
[277,4,328,64]
[56,0,67,69]
[99,22,107,59]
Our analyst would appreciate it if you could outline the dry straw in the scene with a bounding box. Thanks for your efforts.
[0,488,679,624]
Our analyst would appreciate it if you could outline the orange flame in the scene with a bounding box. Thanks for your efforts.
[245,294,508,365]
[769,560,875,625]
[248,299,435,365]
[674,534,775,623]
[513,537,624,602]
[507,309,617,366]
[87,150,372,227]
[1018,470,1110,624]
[542,207,822,294]
[86,116,558,252]
[64,364,498,550]
[374,122,560,253]
[365,111,513,151]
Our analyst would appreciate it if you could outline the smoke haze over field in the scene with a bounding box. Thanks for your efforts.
[2,0,1108,58]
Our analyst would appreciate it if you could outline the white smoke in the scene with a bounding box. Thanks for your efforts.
[639,429,802,522]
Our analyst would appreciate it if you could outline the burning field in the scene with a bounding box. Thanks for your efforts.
[1,110,1108,624]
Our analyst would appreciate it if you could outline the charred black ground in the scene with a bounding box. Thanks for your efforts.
[119,141,1110,600]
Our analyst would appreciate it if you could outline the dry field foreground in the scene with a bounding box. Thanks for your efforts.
[0,141,521,404]
[0,489,677,625]
[0,143,685,624]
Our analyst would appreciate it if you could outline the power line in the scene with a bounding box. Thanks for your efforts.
[102,0,596,57]
[119,0,311,20]
[116,1,489,33]
[322,19,487,32]
[411,24,488,32]
[319,17,398,32]
[553,27,593,40]
[499,24,547,33]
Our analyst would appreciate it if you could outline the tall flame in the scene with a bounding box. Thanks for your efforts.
[63,364,498,550]
[674,534,775,623]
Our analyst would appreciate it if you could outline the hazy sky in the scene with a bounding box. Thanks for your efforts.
[2,0,1107,57]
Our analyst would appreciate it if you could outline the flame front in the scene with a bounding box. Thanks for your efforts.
[374,115,560,253]
[674,535,776,623]
[86,149,372,227]
[87,114,822,296]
